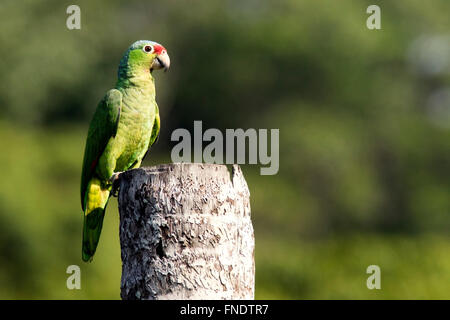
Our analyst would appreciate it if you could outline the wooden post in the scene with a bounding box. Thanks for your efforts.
[117,163,254,300]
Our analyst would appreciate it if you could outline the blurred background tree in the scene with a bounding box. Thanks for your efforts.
[0,0,448,299]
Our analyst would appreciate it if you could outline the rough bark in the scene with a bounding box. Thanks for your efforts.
[118,163,254,300]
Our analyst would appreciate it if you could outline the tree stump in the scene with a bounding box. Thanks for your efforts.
[118,163,254,300]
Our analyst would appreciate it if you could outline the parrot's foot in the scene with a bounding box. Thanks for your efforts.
[109,172,123,197]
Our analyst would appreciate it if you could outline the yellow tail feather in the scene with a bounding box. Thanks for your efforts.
[82,177,111,262]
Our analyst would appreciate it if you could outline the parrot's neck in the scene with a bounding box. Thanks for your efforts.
[116,65,156,98]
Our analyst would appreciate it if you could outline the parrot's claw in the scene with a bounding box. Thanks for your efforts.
[109,172,123,197]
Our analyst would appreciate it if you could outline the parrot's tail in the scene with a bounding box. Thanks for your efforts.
[82,177,111,262]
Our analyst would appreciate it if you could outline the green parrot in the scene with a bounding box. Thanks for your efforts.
[80,40,170,262]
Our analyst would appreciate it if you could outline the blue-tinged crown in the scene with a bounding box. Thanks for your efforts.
[117,40,158,78]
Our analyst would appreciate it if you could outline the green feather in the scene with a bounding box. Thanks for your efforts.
[80,89,122,210]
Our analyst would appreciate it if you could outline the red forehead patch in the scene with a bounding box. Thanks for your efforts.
[153,44,165,55]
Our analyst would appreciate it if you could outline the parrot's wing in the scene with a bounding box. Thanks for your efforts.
[140,104,160,165]
[80,89,122,210]
[149,104,160,148]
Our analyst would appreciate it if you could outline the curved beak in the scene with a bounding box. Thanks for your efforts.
[151,50,170,72]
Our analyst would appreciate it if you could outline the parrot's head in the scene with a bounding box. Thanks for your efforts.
[118,40,170,78]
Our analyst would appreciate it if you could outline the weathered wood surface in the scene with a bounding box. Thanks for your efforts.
[118,163,254,300]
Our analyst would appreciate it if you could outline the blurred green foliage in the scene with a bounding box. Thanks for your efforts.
[0,0,449,299]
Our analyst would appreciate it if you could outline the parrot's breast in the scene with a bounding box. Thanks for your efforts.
[114,96,156,171]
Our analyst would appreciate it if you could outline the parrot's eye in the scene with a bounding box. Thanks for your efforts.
[143,45,154,53]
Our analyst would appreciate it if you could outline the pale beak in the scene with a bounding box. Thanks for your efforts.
[151,50,170,72]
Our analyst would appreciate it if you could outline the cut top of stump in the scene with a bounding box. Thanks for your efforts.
[118,163,251,218]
